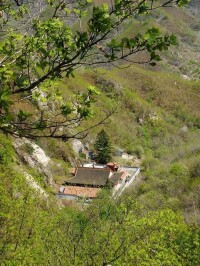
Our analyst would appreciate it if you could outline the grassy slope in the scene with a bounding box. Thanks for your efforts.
[17,3,200,223]
[1,2,200,264]
[1,1,200,220]
[55,63,200,223]
[96,0,200,78]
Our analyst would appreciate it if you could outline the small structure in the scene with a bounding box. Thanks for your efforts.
[61,186,100,200]
[58,163,140,201]
[106,162,119,172]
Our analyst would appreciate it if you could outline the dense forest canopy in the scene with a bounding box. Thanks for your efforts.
[0,162,199,265]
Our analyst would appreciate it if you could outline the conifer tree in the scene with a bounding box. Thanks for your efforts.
[94,129,112,164]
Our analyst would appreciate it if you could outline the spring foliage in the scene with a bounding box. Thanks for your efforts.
[0,0,187,139]
[0,170,199,265]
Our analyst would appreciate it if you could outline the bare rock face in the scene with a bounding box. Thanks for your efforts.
[71,139,85,155]
[23,171,48,198]
[180,125,189,133]
[13,138,54,185]
[122,153,134,160]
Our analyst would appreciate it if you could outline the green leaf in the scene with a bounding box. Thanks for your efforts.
[87,85,100,95]
[61,105,73,116]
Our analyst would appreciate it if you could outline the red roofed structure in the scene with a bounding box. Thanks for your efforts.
[64,186,100,199]
[58,163,140,201]
[106,162,119,172]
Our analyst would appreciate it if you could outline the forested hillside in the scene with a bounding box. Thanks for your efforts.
[0,0,200,265]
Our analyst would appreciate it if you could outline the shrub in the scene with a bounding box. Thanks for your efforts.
[0,135,14,165]
[154,145,169,158]
[124,139,135,155]
[169,163,189,178]
[139,190,165,210]
[190,161,200,178]
[138,126,151,141]
[19,143,34,155]
[133,145,144,159]
[165,197,181,211]
[50,159,70,184]
[142,156,159,171]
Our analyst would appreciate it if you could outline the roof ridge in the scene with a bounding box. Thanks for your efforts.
[77,167,110,171]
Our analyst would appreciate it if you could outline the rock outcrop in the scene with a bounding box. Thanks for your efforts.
[13,138,54,185]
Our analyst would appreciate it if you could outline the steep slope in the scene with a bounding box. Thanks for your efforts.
[1,2,200,264]
[53,64,200,222]
[93,0,200,79]
[1,97,200,264]
[0,0,198,215]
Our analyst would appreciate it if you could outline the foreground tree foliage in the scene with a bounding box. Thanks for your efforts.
[0,135,199,265]
[0,0,189,139]
[0,165,199,265]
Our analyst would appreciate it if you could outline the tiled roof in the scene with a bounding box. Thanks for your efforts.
[107,162,115,166]
[65,167,111,186]
[64,186,100,198]
[107,162,119,168]
[109,172,123,184]
[109,170,128,184]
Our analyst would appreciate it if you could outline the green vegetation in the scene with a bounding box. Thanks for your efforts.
[1,58,199,263]
[61,62,200,224]
[0,133,14,165]
[1,169,200,265]
[0,0,185,140]
[94,129,112,164]
[1,1,200,265]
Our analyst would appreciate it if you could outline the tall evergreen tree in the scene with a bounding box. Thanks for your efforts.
[94,129,112,164]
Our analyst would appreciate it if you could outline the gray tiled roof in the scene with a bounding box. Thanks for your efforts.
[109,172,123,184]
[65,167,111,187]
